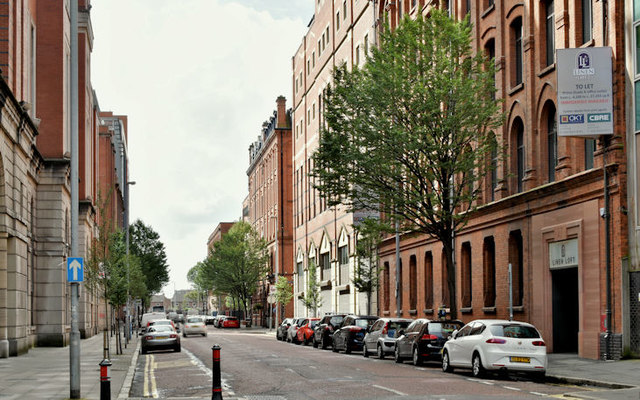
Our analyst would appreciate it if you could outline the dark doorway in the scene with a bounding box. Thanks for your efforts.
[552,267,579,353]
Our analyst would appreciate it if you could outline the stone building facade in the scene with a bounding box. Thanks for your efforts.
[0,0,129,357]
[247,96,293,325]
[377,0,627,360]
[292,0,378,319]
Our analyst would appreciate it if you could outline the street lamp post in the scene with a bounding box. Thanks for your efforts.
[270,215,279,328]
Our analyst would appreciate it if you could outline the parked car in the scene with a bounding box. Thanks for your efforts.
[214,315,226,328]
[221,316,240,328]
[183,316,207,337]
[286,318,304,343]
[205,315,215,325]
[362,318,413,359]
[276,318,294,341]
[141,325,180,354]
[296,318,320,345]
[313,314,347,349]
[332,315,379,353]
[441,319,547,380]
[140,312,167,332]
[394,319,463,366]
[148,319,176,330]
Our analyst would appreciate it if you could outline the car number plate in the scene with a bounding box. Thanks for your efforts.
[156,336,168,340]
[510,356,530,363]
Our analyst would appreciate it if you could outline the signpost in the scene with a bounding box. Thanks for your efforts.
[67,258,84,283]
[556,46,613,359]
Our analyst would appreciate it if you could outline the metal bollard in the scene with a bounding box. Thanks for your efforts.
[99,359,112,400]
[211,344,223,400]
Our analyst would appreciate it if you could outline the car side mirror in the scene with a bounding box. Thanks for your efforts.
[398,330,405,337]
[451,329,459,339]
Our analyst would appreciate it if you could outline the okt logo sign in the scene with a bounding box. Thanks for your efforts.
[560,114,584,124]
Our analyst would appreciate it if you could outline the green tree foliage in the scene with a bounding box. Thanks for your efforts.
[274,275,293,312]
[352,218,386,316]
[128,219,170,299]
[204,222,269,319]
[302,261,323,317]
[311,11,503,319]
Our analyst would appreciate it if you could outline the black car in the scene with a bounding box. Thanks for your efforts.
[276,318,294,341]
[312,314,346,349]
[394,319,463,366]
[332,315,379,354]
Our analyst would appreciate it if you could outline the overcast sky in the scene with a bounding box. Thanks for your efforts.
[91,0,313,298]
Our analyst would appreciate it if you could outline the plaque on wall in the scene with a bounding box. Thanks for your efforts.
[549,238,579,270]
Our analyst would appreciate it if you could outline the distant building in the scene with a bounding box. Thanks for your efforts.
[206,222,234,255]
[247,96,294,326]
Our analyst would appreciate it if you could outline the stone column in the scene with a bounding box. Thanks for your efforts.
[0,232,9,358]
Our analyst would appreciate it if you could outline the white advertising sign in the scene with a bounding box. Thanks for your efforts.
[556,47,613,137]
[549,238,579,270]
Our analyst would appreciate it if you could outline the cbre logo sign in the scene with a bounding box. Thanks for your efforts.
[587,113,611,122]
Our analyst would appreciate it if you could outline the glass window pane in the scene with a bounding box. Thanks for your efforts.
[636,0,640,21]
[636,25,640,75]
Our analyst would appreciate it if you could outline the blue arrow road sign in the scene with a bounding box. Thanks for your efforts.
[67,257,84,283]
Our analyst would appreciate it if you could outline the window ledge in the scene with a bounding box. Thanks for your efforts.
[337,284,350,294]
[320,280,332,289]
[508,83,524,96]
[512,305,524,312]
[482,306,497,314]
[423,308,434,314]
[408,309,417,316]
[460,307,473,314]
[580,39,595,49]
[383,310,391,316]
[537,63,555,78]
[481,4,495,19]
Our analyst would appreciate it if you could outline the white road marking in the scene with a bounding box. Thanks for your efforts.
[502,386,522,391]
[372,384,408,396]
[529,392,547,396]
[143,354,158,398]
[183,348,235,396]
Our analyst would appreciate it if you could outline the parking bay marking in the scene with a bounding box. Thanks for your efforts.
[143,354,158,398]
[372,384,407,396]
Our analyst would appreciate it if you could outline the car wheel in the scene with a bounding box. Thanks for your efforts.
[345,344,351,354]
[141,347,147,355]
[175,345,181,352]
[394,346,402,363]
[313,337,319,348]
[377,344,385,360]
[332,340,339,352]
[442,350,453,373]
[363,343,369,358]
[183,333,187,338]
[202,332,206,337]
[472,353,485,378]
[413,347,423,366]
[321,337,328,350]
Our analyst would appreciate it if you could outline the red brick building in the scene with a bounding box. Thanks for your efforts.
[377,0,627,360]
[247,96,293,325]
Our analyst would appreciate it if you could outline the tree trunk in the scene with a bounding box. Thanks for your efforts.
[443,236,458,320]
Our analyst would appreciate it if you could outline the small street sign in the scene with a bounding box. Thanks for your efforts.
[67,257,84,283]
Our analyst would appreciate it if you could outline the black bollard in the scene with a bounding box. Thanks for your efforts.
[99,359,112,400]
[211,344,223,400]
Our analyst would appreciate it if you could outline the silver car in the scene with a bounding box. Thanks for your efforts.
[362,318,413,359]
[141,325,180,354]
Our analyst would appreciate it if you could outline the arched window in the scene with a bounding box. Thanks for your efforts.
[544,0,555,67]
[508,231,524,307]
[441,249,450,307]
[409,255,417,311]
[511,17,523,87]
[514,118,525,192]
[461,242,472,308]
[483,236,496,308]
[424,252,433,310]
[383,262,390,311]
[547,105,558,182]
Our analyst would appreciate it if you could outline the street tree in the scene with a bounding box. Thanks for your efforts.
[302,261,323,317]
[204,222,269,320]
[128,219,170,304]
[187,261,211,314]
[274,275,294,319]
[352,218,385,316]
[311,10,503,319]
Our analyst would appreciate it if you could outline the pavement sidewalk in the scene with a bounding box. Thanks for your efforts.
[0,328,138,400]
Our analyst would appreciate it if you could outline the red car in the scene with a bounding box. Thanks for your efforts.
[296,318,320,345]
[221,316,240,328]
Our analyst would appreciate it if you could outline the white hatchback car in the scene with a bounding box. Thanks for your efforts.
[183,316,207,337]
[442,319,547,380]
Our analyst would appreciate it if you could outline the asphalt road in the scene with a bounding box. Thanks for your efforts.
[129,326,601,399]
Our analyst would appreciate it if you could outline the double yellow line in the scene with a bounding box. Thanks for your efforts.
[143,354,158,398]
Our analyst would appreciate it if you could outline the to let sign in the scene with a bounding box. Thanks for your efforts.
[549,239,579,270]
[556,47,613,137]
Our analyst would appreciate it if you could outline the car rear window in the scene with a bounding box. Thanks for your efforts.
[354,319,376,329]
[490,324,541,339]
[329,316,344,326]
[386,321,410,338]
[226,317,238,321]
[187,317,203,323]
[309,321,318,328]
[428,322,461,338]
[151,325,173,332]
